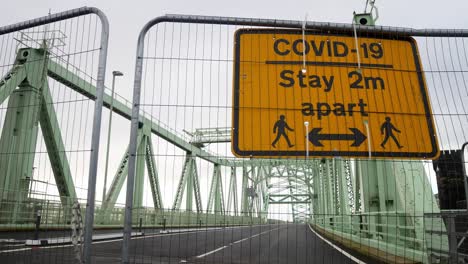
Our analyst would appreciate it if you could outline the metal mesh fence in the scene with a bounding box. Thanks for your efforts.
[0,9,108,263]
[121,17,468,263]
[0,12,467,264]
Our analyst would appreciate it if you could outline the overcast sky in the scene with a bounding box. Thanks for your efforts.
[2,0,468,97]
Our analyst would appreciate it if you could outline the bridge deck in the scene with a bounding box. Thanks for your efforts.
[0,224,369,263]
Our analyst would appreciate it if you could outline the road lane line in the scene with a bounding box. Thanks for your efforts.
[307,224,366,264]
[0,225,272,254]
[0,229,216,253]
[195,227,281,258]
[195,246,229,258]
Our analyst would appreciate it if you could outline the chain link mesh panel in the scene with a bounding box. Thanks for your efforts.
[0,8,109,263]
[122,16,468,263]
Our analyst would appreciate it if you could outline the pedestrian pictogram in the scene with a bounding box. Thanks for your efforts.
[272,115,295,148]
[380,117,403,149]
[231,29,440,159]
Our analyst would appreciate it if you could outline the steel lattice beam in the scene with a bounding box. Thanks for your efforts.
[0,48,77,214]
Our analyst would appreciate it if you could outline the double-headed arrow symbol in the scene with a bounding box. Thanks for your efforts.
[308,128,367,147]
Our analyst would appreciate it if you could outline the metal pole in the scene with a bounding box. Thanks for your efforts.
[34,209,41,240]
[447,215,458,263]
[81,9,109,264]
[102,71,123,203]
[304,122,309,159]
[363,120,371,158]
[461,142,468,212]
[122,23,148,264]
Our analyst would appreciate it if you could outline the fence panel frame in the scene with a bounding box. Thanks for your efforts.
[126,13,468,263]
[0,7,109,263]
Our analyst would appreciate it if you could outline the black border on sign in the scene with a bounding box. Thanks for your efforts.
[232,28,440,159]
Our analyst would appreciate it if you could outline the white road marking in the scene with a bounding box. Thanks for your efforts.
[0,225,272,254]
[195,246,229,258]
[0,244,24,247]
[0,228,224,253]
[195,227,281,258]
[307,224,366,264]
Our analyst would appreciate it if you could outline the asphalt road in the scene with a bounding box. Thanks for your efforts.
[0,224,363,263]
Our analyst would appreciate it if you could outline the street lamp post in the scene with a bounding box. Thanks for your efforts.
[102,71,123,203]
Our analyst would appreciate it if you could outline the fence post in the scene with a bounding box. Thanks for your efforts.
[34,209,41,240]
[447,215,458,263]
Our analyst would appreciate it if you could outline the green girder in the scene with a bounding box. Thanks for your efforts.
[0,48,76,216]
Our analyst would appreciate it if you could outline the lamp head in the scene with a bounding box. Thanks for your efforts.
[112,70,124,76]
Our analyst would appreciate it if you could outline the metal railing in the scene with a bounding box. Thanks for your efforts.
[425,210,468,263]
[311,211,449,263]
[0,191,265,229]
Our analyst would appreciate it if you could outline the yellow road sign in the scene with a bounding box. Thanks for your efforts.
[232,29,439,159]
